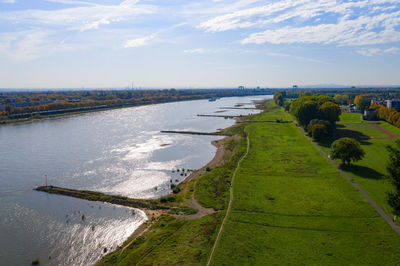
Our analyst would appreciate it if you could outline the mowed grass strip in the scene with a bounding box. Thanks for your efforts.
[211,102,400,265]
[318,121,400,223]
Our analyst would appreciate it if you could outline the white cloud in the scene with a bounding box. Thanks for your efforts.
[266,51,324,63]
[184,48,205,54]
[122,34,157,48]
[357,47,400,56]
[196,0,400,47]
[0,0,157,32]
[0,31,48,62]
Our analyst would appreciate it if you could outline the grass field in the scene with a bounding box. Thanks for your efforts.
[99,101,400,265]
[339,112,361,122]
[211,102,400,265]
[317,120,400,221]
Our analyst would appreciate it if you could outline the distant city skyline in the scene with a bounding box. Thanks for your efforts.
[1,0,400,89]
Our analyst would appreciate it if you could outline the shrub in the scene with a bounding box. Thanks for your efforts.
[172,187,181,194]
[160,195,176,203]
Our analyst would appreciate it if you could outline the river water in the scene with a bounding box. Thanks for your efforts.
[0,95,271,265]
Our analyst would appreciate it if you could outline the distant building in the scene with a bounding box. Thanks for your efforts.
[348,104,357,113]
[238,86,245,90]
[386,99,400,111]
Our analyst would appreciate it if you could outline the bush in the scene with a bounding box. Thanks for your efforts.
[160,195,176,203]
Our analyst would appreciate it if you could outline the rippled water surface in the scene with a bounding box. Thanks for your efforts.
[0,95,271,265]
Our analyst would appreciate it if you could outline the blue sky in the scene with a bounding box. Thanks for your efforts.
[0,0,400,89]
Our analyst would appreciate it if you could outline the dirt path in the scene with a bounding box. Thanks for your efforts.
[287,112,400,235]
[175,136,240,220]
[206,134,250,266]
[371,123,397,139]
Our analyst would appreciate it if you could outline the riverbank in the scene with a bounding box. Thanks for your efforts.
[32,100,257,264]
[95,104,257,265]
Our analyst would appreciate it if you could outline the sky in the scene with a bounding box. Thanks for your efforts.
[0,0,400,89]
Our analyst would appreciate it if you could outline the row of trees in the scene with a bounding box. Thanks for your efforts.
[0,89,271,118]
[368,103,400,128]
[289,96,341,140]
[273,92,284,106]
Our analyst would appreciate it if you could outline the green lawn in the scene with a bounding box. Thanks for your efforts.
[339,112,361,122]
[318,121,400,221]
[211,103,400,265]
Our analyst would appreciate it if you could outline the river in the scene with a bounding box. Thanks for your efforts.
[0,95,271,265]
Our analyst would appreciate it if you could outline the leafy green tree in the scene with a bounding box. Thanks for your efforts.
[334,94,350,105]
[357,97,371,114]
[296,100,318,127]
[290,96,338,128]
[386,140,400,215]
[331,137,365,166]
[319,101,341,123]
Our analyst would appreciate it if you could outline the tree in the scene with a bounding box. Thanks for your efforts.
[296,100,318,127]
[357,97,371,114]
[311,123,328,140]
[334,94,350,105]
[307,119,333,136]
[331,137,365,166]
[319,101,341,123]
[386,140,400,215]
[273,92,283,106]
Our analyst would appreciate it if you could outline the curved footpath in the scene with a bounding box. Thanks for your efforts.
[287,112,400,235]
[206,134,250,266]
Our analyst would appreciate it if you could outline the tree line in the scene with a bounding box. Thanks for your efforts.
[0,89,271,119]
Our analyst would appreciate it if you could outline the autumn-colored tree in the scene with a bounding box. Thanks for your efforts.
[311,123,328,140]
[354,93,376,105]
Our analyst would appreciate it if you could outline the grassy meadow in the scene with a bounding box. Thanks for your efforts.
[318,113,400,222]
[210,102,400,265]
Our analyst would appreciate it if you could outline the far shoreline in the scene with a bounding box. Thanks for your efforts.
[0,93,272,126]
